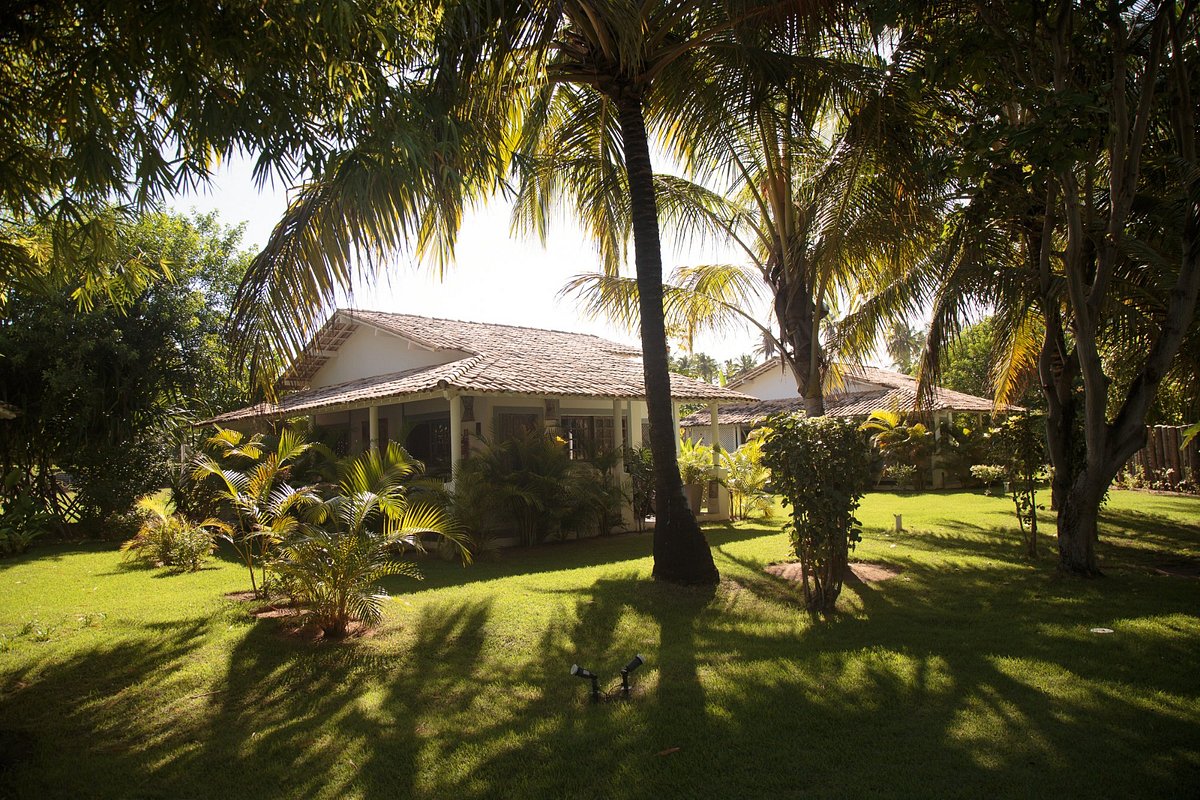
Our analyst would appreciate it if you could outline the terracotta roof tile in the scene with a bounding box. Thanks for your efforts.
[681,383,1006,428]
[209,310,750,424]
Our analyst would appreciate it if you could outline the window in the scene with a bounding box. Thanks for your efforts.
[562,415,627,460]
[404,417,451,475]
[496,412,540,443]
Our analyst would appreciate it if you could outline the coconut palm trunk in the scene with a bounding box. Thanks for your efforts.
[615,91,719,585]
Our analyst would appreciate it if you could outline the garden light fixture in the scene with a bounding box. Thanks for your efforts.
[621,654,646,697]
[570,664,601,702]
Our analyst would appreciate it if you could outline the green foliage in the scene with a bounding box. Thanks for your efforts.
[885,321,926,375]
[0,0,412,313]
[626,445,655,530]
[969,465,1007,495]
[760,415,873,613]
[988,414,1046,557]
[272,442,466,638]
[120,490,224,572]
[883,464,919,491]
[677,438,714,486]
[193,427,322,597]
[720,438,773,520]
[860,409,933,489]
[0,491,51,556]
[931,416,993,486]
[939,318,1045,411]
[0,211,254,531]
[449,431,620,548]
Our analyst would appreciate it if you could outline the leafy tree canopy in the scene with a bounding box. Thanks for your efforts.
[0,210,254,528]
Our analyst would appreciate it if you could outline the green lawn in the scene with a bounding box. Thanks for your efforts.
[1,489,1198,799]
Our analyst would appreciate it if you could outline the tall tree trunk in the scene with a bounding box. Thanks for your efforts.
[1056,478,1100,574]
[772,273,825,417]
[615,92,718,585]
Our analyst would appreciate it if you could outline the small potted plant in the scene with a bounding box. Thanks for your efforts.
[677,438,713,513]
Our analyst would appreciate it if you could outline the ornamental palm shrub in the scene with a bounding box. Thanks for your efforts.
[859,409,933,490]
[568,448,628,538]
[626,446,655,530]
[192,427,322,597]
[761,415,873,614]
[120,490,227,572]
[450,431,605,546]
[677,438,713,486]
[273,442,468,638]
[720,438,773,520]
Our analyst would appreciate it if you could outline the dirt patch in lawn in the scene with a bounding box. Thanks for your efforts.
[251,604,302,619]
[766,561,902,583]
[281,618,379,642]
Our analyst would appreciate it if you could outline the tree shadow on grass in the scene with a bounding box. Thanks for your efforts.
[369,557,1200,798]
[387,524,778,595]
[0,618,214,797]
[347,574,719,800]
[5,522,1199,798]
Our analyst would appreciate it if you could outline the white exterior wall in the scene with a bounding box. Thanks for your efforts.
[310,326,464,388]
[735,363,883,400]
[690,423,742,453]
[733,363,797,400]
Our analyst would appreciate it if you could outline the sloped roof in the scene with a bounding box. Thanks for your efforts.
[0,402,18,421]
[681,378,1007,429]
[209,310,751,424]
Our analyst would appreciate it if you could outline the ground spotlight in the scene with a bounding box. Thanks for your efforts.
[621,654,646,697]
[570,663,600,702]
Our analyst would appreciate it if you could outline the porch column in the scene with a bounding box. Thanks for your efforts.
[672,401,682,454]
[708,401,724,519]
[449,392,463,478]
[709,402,721,459]
[368,405,380,452]
[612,397,624,473]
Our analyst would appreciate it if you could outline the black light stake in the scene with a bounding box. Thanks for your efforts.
[621,654,646,698]
[570,664,601,703]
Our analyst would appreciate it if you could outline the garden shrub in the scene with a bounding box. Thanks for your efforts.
[626,445,655,530]
[121,490,222,572]
[860,409,933,489]
[761,415,873,613]
[988,414,1045,557]
[882,463,918,490]
[449,430,621,546]
[677,438,713,486]
[193,427,321,597]
[271,443,466,638]
[0,492,51,556]
[969,464,1006,495]
[720,437,773,519]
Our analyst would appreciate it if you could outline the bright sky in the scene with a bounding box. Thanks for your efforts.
[169,155,765,363]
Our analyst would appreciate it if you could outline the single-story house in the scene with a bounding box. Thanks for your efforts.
[207,309,753,520]
[681,360,1010,488]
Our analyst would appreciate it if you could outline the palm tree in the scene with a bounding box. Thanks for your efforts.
[841,3,1200,574]
[192,427,322,597]
[273,442,467,637]
[561,23,943,417]
[228,3,826,585]
[884,321,926,375]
